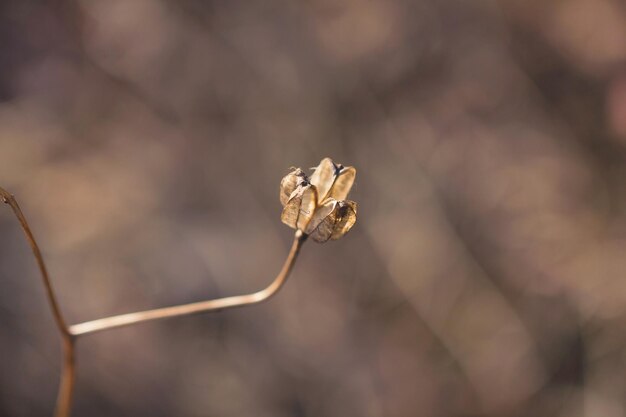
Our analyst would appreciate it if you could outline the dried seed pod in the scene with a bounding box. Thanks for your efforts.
[280,158,357,243]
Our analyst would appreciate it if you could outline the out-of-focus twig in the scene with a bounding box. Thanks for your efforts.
[0,188,70,338]
[0,187,76,417]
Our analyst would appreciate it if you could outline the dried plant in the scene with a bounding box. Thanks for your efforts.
[0,158,356,417]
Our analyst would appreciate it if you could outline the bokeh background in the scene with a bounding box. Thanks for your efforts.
[2,0,626,416]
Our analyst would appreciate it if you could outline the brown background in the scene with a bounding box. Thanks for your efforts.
[2,1,626,416]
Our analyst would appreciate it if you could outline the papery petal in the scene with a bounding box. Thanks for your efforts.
[305,198,337,238]
[308,199,357,243]
[309,158,336,203]
[280,184,318,230]
[280,196,300,230]
[328,166,356,201]
[330,200,357,240]
[280,168,308,207]
[297,185,318,231]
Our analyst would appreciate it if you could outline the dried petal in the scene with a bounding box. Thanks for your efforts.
[309,158,336,203]
[310,158,356,204]
[297,185,318,231]
[328,166,356,201]
[308,199,357,243]
[330,200,357,240]
[305,199,337,238]
[280,168,308,207]
[280,184,318,230]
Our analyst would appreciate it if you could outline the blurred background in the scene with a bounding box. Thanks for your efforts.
[1,0,626,416]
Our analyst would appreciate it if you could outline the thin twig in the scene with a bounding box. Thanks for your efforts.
[55,338,76,417]
[0,188,71,337]
[70,230,307,336]
[0,187,76,417]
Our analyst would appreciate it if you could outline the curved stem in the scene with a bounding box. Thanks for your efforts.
[0,187,75,417]
[70,230,307,336]
[0,188,71,338]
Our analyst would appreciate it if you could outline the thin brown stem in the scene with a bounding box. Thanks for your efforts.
[70,230,307,336]
[54,337,76,417]
[0,187,76,417]
[0,187,71,337]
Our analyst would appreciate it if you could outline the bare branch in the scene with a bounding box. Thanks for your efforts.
[0,187,71,337]
[0,187,76,417]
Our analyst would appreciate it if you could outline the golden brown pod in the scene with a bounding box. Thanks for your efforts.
[280,158,357,243]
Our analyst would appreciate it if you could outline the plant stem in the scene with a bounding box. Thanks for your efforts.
[54,337,76,417]
[70,230,307,336]
[0,188,71,338]
[0,187,76,417]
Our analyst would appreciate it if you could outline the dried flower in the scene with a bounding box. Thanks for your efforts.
[280,158,357,242]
